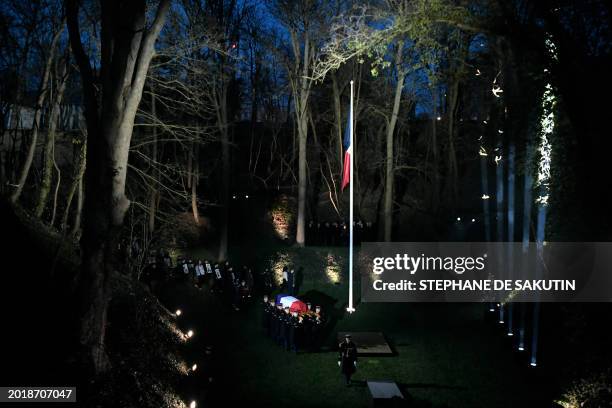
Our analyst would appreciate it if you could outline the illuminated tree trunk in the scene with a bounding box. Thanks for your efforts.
[61,136,87,232]
[447,79,459,199]
[191,143,200,225]
[383,42,404,242]
[518,139,534,351]
[36,55,69,218]
[10,23,64,204]
[66,0,170,374]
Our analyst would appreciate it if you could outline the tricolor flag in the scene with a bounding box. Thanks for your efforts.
[275,294,308,313]
[341,105,352,191]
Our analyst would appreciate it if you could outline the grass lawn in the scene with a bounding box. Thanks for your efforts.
[160,245,550,408]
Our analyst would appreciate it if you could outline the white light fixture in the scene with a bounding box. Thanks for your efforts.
[175,309,182,317]
[186,330,194,338]
[471,218,476,223]
[499,320,504,324]
[481,194,490,200]
[507,332,513,336]
[518,346,525,351]
[456,217,461,221]
[530,362,537,367]
[190,401,197,408]
[191,364,198,371]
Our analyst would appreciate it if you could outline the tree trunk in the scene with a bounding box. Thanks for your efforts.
[294,34,312,247]
[67,0,171,374]
[49,157,62,226]
[35,55,69,217]
[296,115,308,246]
[62,136,87,232]
[383,42,404,242]
[71,175,84,237]
[447,79,459,200]
[218,126,230,261]
[10,23,64,203]
[191,143,200,225]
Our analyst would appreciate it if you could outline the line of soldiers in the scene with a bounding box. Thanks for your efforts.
[306,220,374,246]
[141,254,255,310]
[262,295,325,353]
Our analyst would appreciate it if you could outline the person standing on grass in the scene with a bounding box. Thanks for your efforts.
[288,268,296,295]
[281,266,289,292]
[338,334,358,385]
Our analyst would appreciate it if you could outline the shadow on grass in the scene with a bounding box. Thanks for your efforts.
[300,289,345,348]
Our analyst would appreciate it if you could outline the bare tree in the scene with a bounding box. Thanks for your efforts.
[10,19,65,203]
[270,0,332,246]
[35,50,70,218]
[65,0,171,374]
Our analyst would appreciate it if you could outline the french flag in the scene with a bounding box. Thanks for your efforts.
[341,105,352,191]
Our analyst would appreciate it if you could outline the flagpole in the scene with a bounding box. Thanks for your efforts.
[347,80,355,313]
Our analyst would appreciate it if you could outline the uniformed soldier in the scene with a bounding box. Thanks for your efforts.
[182,260,190,279]
[195,260,206,288]
[287,311,300,353]
[262,268,274,292]
[338,334,358,385]
[275,303,285,345]
[312,305,324,349]
[282,306,291,350]
[288,269,296,295]
[213,263,223,293]
[262,295,271,333]
[281,266,289,292]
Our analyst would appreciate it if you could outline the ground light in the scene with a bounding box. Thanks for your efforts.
[175,309,182,317]
[191,364,197,372]
[189,401,197,408]
[518,346,525,351]
[186,330,194,338]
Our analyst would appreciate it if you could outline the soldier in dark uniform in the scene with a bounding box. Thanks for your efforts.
[269,301,278,339]
[274,303,284,344]
[311,305,324,350]
[282,306,291,350]
[262,295,270,332]
[213,263,223,293]
[338,334,358,385]
[262,268,274,292]
[287,311,298,352]
[265,298,276,336]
